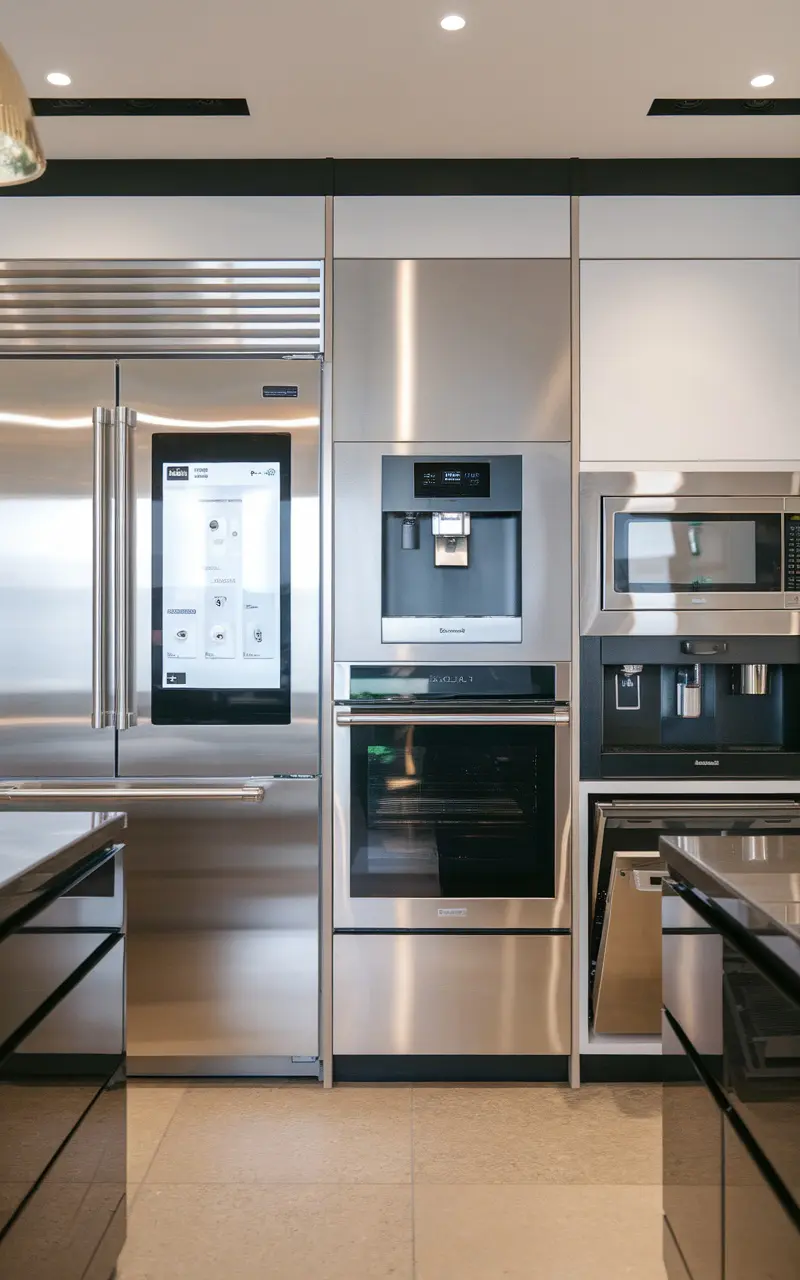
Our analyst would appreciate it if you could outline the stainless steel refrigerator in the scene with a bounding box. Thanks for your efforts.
[0,353,321,1076]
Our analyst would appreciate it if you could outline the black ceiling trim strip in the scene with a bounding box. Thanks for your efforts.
[332,158,572,195]
[0,157,797,198]
[32,97,250,117]
[0,159,335,197]
[649,98,800,117]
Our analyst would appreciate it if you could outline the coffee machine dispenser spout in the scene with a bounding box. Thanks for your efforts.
[676,664,703,719]
[431,512,471,567]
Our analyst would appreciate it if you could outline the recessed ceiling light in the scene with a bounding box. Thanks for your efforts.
[440,14,466,31]
[46,71,71,87]
[750,73,775,89]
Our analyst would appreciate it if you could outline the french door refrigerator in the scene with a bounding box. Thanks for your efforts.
[0,355,321,1076]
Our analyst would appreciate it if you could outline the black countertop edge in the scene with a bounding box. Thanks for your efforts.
[0,814,125,937]
[0,156,798,197]
[662,846,800,1004]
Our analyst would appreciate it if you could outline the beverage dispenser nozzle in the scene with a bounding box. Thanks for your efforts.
[676,664,702,719]
[431,512,471,567]
[400,513,420,551]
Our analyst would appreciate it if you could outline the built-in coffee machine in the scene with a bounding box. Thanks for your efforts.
[581,636,800,779]
[381,454,522,644]
[335,440,570,664]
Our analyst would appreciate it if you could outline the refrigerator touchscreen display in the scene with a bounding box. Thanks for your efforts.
[152,433,291,724]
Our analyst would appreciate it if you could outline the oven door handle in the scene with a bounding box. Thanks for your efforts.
[335,710,569,727]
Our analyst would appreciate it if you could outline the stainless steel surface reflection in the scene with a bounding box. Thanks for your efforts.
[332,258,570,444]
[333,933,570,1055]
[0,360,117,778]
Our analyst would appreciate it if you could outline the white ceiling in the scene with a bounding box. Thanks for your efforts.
[5,0,800,160]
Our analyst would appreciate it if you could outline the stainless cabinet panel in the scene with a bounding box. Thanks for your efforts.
[663,915,723,1057]
[333,933,570,1056]
[332,259,570,443]
[117,358,321,778]
[0,359,116,778]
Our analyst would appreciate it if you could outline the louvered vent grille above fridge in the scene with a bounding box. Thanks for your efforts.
[0,259,324,355]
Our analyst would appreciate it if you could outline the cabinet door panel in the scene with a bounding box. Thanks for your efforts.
[581,260,800,463]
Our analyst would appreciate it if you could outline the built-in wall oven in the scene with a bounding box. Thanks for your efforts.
[332,664,571,1069]
[580,472,800,637]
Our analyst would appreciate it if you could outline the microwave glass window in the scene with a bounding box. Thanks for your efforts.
[348,722,555,900]
[614,514,782,594]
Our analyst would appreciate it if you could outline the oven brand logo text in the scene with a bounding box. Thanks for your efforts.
[166,466,189,480]
[439,627,466,634]
[694,759,720,766]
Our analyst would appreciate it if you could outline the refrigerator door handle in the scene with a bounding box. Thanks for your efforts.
[115,406,137,730]
[91,407,115,729]
[0,783,266,802]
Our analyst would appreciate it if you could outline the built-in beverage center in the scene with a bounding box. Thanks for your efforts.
[581,636,800,779]
[382,454,523,645]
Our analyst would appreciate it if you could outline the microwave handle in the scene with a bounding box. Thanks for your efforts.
[680,641,728,656]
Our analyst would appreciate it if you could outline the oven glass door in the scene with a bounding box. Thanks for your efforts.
[348,720,555,902]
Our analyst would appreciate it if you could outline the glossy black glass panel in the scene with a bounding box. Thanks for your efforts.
[349,723,555,899]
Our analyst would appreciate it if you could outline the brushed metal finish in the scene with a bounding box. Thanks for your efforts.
[0,359,117,777]
[662,899,722,1056]
[333,932,571,1055]
[581,471,800,637]
[0,783,264,802]
[117,358,321,778]
[0,260,323,354]
[592,850,663,1035]
[332,259,570,443]
[334,441,571,663]
[115,407,137,730]
[123,777,319,1067]
[91,407,114,729]
[6,777,320,1069]
[333,709,571,930]
[336,710,569,727]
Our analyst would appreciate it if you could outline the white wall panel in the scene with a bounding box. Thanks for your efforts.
[580,259,800,463]
[0,196,326,259]
[333,195,570,258]
[580,196,800,260]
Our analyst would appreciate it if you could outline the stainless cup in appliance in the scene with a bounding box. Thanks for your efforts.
[739,663,769,695]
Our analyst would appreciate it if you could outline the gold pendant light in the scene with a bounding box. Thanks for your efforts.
[0,43,45,185]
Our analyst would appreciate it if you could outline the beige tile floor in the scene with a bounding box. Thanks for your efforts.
[119,1081,666,1280]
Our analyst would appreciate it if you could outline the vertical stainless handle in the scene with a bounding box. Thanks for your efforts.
[115,406,137,730]
[91,407,114,729]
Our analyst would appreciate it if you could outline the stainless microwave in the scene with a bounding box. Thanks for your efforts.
[580,472,800,636]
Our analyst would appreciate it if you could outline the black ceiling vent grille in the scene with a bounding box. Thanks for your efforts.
[32,98,250,117]
[649,98,800,116]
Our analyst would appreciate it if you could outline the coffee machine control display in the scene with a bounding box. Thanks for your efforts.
[785,516,800,592]
[414,462,490,499]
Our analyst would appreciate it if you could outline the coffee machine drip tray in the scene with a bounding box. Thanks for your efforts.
[382,616,522,645]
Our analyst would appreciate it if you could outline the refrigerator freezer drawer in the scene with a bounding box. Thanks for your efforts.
[333,932,570,1056]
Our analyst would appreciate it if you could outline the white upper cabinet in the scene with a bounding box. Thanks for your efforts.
[580,259,800,463]
[333,196,570,258]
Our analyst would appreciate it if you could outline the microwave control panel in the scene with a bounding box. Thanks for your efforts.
[785,516,800,592]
